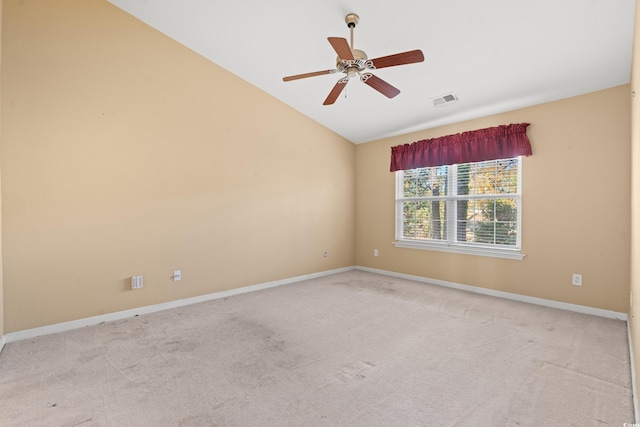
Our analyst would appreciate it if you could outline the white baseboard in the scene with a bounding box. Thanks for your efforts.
[356,266,628,321]
[628,321,639,423]
[1,265,628,347]
[3,266,355,345]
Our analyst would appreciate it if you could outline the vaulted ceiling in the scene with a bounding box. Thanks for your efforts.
[107,0,635,144]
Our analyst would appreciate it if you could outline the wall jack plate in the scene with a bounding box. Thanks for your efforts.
[131,275,144,289]
[572,274,582,286]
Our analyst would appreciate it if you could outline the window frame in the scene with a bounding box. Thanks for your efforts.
[394,157,525,260]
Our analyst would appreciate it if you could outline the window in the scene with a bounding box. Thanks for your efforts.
[395,157,523,259]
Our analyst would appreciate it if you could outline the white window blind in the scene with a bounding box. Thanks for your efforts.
[395,157,523,259]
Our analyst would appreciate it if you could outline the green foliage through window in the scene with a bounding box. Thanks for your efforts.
[396,158,521,250]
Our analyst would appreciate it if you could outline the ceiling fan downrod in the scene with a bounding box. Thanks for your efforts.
[345,13,359,50]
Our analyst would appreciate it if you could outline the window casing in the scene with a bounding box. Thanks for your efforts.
[395,157,524,260]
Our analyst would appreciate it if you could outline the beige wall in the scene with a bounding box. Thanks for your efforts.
[630,0,640,412]
[0,0,355,332]
[356,85,631,313]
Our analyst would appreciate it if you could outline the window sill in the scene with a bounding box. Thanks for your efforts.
[394,239,525,260]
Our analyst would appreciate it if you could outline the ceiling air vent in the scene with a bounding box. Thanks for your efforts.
[432,92,458,107]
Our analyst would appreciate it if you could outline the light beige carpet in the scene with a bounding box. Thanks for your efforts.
[0,270,634,426]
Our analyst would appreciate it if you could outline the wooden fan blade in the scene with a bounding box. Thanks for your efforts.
[283,69,336,82]
[323,78,349,105]
[328,37,354,61]
[369,50,424,69]
[361,73,400,98]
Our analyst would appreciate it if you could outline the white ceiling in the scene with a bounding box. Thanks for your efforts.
[107,0,635,144]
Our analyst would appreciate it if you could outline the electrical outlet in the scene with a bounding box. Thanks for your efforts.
[374,249,379,256]
[572,273,582,286]
[323,251,328,259]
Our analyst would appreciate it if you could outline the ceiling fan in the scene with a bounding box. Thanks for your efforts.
[282,13,425,105]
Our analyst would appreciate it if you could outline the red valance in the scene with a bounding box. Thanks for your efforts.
[390,123,532,172]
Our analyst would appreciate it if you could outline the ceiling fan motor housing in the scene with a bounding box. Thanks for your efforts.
[336,48,369,73]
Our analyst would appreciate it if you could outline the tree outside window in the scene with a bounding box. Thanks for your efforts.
[396,157,521,255]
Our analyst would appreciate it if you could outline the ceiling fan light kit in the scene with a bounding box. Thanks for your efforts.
[282,13,424,105]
